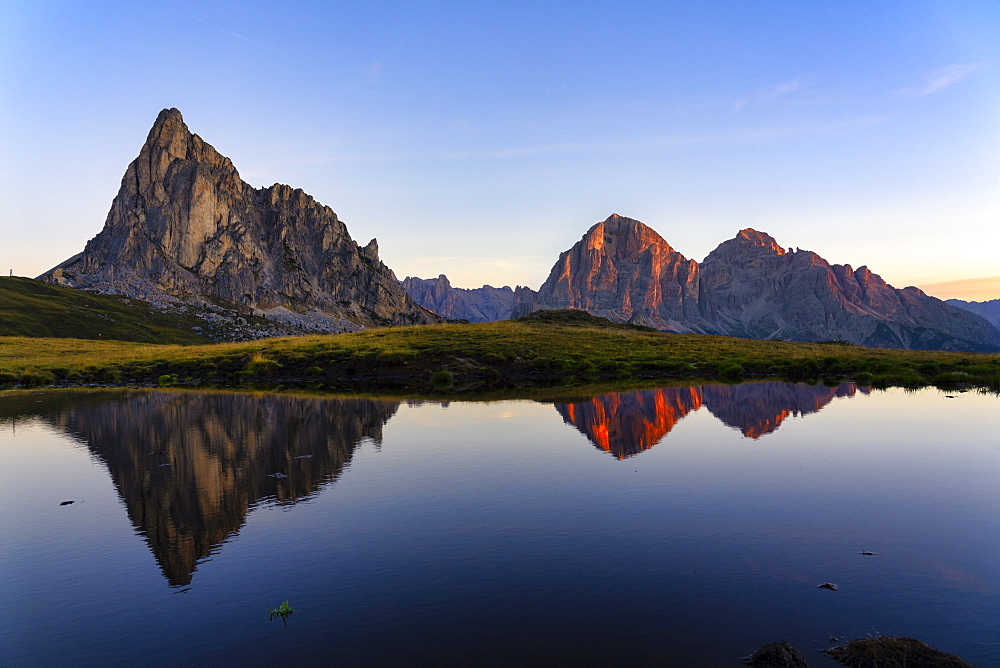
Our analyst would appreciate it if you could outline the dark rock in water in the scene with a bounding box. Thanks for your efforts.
[818,582,839,590]
[744,641,808,667]
[59,500,75,506]
[823,636,973,667]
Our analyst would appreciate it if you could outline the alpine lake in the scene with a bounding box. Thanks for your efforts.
[1,382,997,666]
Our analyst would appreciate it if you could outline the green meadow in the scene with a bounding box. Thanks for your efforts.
[0,276,203,344]
[3,309,998,394]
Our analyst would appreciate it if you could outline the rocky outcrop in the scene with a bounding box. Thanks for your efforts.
[39,108,441,332]
[519,215,1000,351]
[946,298,1000,328]
[401,274,535,322]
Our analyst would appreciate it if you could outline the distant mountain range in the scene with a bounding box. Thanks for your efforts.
[946,298,1000,329]
[400,274,533,323]
[29,108,998,351]
[404,214,1000,352]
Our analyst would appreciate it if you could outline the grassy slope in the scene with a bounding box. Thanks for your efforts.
[0,276,204,344]
[3,312,998,393]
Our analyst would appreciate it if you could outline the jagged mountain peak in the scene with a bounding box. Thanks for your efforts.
[580,213,677,256]
[706,228,786,260]
[40,107,440,334]
[735,228,785,252]
[509,216,1000,351]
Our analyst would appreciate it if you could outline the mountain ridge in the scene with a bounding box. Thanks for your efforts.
[405,214,1000,352]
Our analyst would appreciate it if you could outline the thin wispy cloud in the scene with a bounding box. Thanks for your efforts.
[901,63,983,98]
[916,275,1000,301]
[440,115,887,161]
[733,79,805,112]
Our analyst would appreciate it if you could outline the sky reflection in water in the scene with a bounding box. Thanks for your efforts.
[1,383,997,666]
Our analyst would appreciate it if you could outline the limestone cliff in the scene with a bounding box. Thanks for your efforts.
[40,108,440,331]
[401,274,535,322]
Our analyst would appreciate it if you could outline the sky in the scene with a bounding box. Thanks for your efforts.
[1,1,998,300]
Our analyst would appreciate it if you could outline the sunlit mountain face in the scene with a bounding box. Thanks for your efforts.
[1,390,399,586]
[554,382,864,457]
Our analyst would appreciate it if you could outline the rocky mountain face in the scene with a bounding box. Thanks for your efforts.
[514,214,710,331]
[946,298,1000,328]
[698,228,1000,350]
[519,214,1000,352]
[40,108,441,335]
[401,274,535,322]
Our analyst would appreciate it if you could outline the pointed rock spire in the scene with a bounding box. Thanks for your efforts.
[39,108,441,332]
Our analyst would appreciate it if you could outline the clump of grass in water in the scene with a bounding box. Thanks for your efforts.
[431,369,453,390]
[267,600,294,624]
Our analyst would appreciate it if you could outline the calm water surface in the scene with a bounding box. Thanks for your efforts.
[1,383,997,666]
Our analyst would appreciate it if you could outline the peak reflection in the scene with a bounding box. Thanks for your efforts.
[554,387,704,458]
[5,390,399,586]
[554,382,864,458]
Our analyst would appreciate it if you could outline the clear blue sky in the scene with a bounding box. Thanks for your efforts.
[2,1,998,299]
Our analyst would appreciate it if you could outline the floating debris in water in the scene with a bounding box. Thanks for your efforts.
[59,500,75,506]
[268,472,288,478]
[818,582,839,590]
[268,600,294,625]
[860,551,878,556]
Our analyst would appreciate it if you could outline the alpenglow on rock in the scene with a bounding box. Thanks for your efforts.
[512,214,712,332]
[40,108,440,331]
[516,214,1000,352]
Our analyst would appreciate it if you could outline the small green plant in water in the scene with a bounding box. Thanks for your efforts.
[431,369,453,390]
[268,600,294,624]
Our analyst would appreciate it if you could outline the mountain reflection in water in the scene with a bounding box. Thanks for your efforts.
[554,382,866,458]
[1,382,864,586]
[1,391,399,586]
